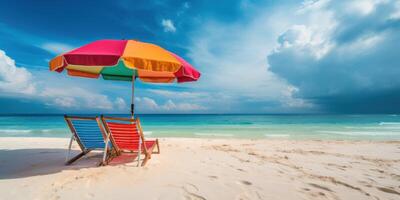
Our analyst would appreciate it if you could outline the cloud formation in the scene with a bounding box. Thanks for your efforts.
[41,87,114,110]
[148,89,207,100]
[135,96,206,113]
[114,97,127,111]
[0,50,36,95]
[268,0,400,113]
[161,19,176,33]
[40,42,75,55]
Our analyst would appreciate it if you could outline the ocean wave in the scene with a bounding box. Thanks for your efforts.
[194,133,234,137]
[345,126,400,130]
[379,122,400,125]
[264,134,290,138]
[143,131,152,135]
[0,129,65,134]
[318,130,400,136]
[0,129,32,133]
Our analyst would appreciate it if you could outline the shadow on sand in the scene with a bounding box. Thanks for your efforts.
[0,148,105,179]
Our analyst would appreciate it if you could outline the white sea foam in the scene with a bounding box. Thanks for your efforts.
[264,134,290,138]
[379,122,400,125]
[345,126,400,130]
[0,129,60,134]
[318,130,400,136]
[194,133,234,137]
[143,131,152,135]
[0,129,32,133]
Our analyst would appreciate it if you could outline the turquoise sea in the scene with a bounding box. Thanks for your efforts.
[1,114,400,140]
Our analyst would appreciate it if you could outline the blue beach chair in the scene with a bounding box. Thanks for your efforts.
[64,115,113,165]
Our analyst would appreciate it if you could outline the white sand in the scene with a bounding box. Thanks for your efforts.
[0,137,399,200]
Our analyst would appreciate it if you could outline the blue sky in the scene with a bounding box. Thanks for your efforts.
[0,0,399,114]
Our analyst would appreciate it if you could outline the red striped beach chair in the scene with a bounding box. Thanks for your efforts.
[101,116,160,166]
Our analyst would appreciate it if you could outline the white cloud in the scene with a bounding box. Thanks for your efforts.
[135,97,206,113]
[53,96,76,108]
[275,24,333,59]
[161,99,206,111]
[114,97,127,111]
[148,89,206,99]
[0,50,36,95]
[41,42,75,54]
[345,0,378,16]
[35,74,129,112]
[135,97,159,110]
[161,19,176,33]
[40,87,114,110]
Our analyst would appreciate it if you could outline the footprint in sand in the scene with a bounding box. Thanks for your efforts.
[308,183,332,192]
[238,180,252,186]
[182,183,206,200]
[377,187,400,196]
[318,192,326,196]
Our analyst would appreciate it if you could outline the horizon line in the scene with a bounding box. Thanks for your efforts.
[0,113,399,116]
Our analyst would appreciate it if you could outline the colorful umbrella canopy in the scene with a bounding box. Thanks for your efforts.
[49,39,200,115]
[49,39,200,83]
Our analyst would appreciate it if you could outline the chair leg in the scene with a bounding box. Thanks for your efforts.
[154,139,160,154]
[141,153,150,166]
[141,144,156,166]
[101,139,110,166]
[137,139,142,167]
[65,150,90,165]
[106,149,116,164]
[65,136,74,163]
[147,145,156,159]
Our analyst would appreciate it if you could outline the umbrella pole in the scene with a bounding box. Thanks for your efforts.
[131,74,141,166]
[131,74,135,119]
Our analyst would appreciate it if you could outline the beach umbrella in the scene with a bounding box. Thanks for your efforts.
[49,39,200,116]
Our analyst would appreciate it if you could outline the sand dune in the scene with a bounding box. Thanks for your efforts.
[0,137,399,200]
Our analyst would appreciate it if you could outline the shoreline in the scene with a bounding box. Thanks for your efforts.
[1,136,400,142]
[1,137,400,199]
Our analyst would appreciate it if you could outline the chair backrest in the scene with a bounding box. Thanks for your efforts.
[101,116,148,153]
[64,115,107,150]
